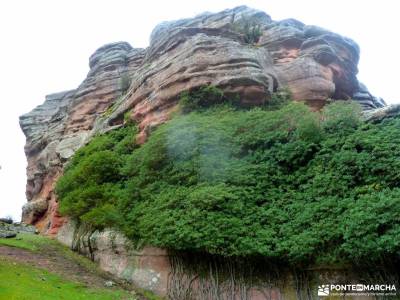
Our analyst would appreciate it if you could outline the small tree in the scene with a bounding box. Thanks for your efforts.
[179,85,226,113]
[232,17,263,44]
[264,88,292,111]
[322,100,362,133]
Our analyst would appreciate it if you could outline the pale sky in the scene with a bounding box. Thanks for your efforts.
[0,0,399,220]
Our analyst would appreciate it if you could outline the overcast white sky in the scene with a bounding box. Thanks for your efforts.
[0,0,399,220]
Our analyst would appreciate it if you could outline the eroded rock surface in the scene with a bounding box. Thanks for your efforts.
[20,6,386,233]
[57,221,169,295]
[58,220,400,299]
[19,43,145,231]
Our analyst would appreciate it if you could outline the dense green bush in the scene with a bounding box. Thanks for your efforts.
[322,100,363,133]
[56,93,400,266]
[179,85,233,113]
[231,17,262,44]
[264,88,292,111]
[56,125,137,228]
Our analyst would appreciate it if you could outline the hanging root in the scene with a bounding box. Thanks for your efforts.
[167,252,284,300]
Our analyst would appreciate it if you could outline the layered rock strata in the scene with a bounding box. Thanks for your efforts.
[20,6,388,231]
[20,43,145,232]
[19,5,398,299]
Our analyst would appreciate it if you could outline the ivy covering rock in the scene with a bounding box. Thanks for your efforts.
[56,87,400,266]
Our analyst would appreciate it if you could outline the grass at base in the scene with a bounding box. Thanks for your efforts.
[0,233,53,251]
[0,258,136,300]
[0,233,164,299]
[0,233,100,274]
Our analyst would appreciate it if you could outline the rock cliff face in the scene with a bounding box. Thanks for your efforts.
[56,220,399,299]
[19,6,386,232]
[19,43,145,232]
[19,6,395,297]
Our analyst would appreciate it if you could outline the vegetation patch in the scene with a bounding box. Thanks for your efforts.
[57,125,138,229]
[0,233,100,274]
[56,87,400,267]
[0,233,143,299]
[0,233,50,251]
[231,17,263,44]
[0,258,135,300]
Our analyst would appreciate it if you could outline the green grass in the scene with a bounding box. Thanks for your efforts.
[0,233,54,251]
[0,233,102,273]
[0,233,163,299]
[138,289,164,300]
[0,258,136,300]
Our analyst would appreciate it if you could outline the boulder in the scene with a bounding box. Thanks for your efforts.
[21,199,48,224]
[0,220,37,238]
[0,232,16,238]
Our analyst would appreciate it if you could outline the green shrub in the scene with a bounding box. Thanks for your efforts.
[56,98,400,266]
[341,189,400,263]
[231,17,263,44]
[56,125,137,229]
[264,88,292,111]
[123,111,135,125]
[322,100,362,133]
[179,85,227,113]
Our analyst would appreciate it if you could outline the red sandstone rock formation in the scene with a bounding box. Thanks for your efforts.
[19,6,385,232]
